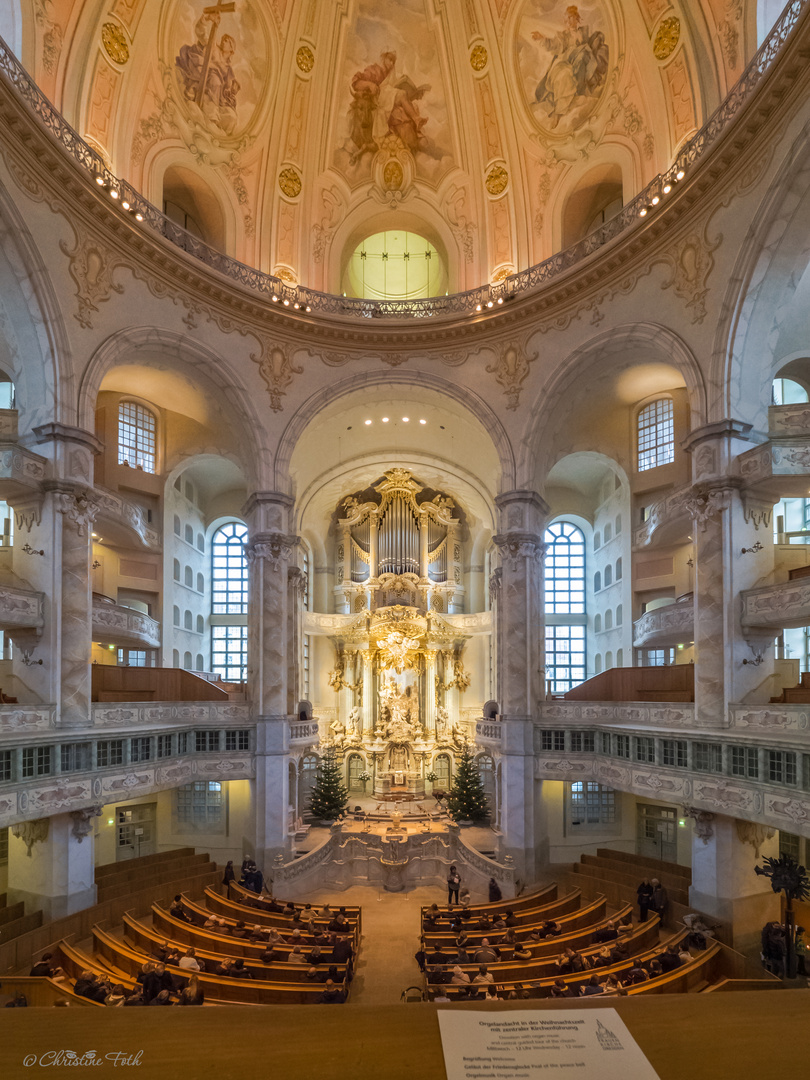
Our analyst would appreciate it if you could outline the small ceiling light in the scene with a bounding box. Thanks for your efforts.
[402,416,410,422]
[121,200,130,210]
[663,183,672,194]
[305,306,311,313]
[283,298,290,306]
[676,169,685,180]
[364,419,372,425]
[382,417,389,423]
[639,207,648,217]
[497,297,503,304]
[486,300,494,308]
[419,419,427,425]
[110,189,119,199]
[135,212,143,221]
[92,532,99,539]
[475,304,482,312]
[95,175,105,186]
[651,195,660,205]
[272,295,278,302]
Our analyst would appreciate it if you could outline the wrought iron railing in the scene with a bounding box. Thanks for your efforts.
[0,1,806,320]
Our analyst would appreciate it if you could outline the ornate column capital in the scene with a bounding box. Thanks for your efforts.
[683,480,741,532]
[50,487,100,536]
[70,804,103,842]
[683,805,715,843]
[493,534,547,570]
[11,817,49,855]
[244,532,298,570]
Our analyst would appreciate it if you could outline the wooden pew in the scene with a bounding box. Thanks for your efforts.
[626,941,724,995]
[95,848,197,882]
[92,925,343,1005]
[420,882,558,922]
[227,880,363,932]
[97,856,216,903]
[421,888,581,937]
[595,848,692,882]
[202,888,360,945]
[421,891,605,947]
[0,975,102,1008]
[123,910,349,982]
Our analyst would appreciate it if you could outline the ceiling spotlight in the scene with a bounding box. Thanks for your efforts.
[272,295,278,302]
[486,300,494,308]
[475,304,482,312]
[110,189,119,199]
[305,306,311,312]
[402,417,410,422]
[95,175,105,186]
[676,169,685,180]
[663,183,672,194]
[121,200,130,210]
[419,419,427,425]
[382,417,389,423]
[135,212,143,221]
[293,302,300,309]
[639,207,648,217]
[651,195,660,205]
[364,419,372,425]
[497,297,503,304]
[283,298,289,306]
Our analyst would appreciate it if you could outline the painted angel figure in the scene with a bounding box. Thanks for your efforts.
[176,7,240,135]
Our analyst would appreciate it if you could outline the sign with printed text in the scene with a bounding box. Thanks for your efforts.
[437,1009,660,1080]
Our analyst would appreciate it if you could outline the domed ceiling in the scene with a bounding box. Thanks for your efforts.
[13,0,754,295]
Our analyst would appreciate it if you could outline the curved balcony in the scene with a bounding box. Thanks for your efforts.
[94,486,161,550]
[738,438,810,499]
[633,597,694,648]
[0,583,44,633]
[0,443,47,503]
[741,572,810,631]
[92,594,160,649]
[633,485,692,549]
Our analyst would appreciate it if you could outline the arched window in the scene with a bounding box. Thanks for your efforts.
[617,648,624,666]
[173,559,180,581]
[603,523,612,543]
[173,605,180,626]
[616,604,622,626]
[197,572,204,593]
[197,533,205,552]
[433,753,452,789]
[118,401,156,472]
[342,230,448,300]
[615,514,622,534]
[347,753,366,791]
[605,651,613,669]
[184,609,192,630]
[185,524,193,544]
[593,531,601,550]
[210,521,249,681]
[638,398,674,471]
[184,566,193,588]
[544,521,587,693]
[0,369,16,410]
[595,654,602,674]
[772,377,809,404]
[594,571,601,592]
[196,614,204,634]
[183,650,192,669]
[478,753,496,809]
[173,515,181,535]
[172,648,180,667]
[605,609,613,630]
[594,614,602,633]
[615,557,622,581]
[604,565,612,587]
[195,653,204,671]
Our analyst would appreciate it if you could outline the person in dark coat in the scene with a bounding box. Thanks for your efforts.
[488,878,502,903]
[650,879,668,918]
[637,878,654,922]
[222,860,235,889]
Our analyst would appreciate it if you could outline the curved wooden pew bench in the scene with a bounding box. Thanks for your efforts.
[151,905,337,960]
[420,888,582,937]
[420,882,558,923]
[202,887,361,944]
[421,891,610,947]
[93,925,344,1005]
[227,880,363,932]
[0,974,105,1008]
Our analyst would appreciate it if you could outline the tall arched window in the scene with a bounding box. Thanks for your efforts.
[637,398,674,471]
[210,521,248,681]
[118,401,157,472]
[544,521,587,693]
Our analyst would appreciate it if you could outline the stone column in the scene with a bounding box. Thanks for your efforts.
[8,809,99,920]
[361,649,374,737]
[492,490,548,879]
[243,492,298,719]
[288,565,306,710]
[687,812,779,953]
[250,719,291,862]
[424,649,437,734]
[683,422,772,727]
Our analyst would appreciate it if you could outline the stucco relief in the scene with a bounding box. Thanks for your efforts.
[0,707,53,731]
[717,0,743,69]
[33,0,63,75]
[663,53,696,144]
[728,706,807,732]
[742,580,810,628]
[693,779,752,812]
[59,233,125,329]
[88,63,120,147]
[250,337,304,412]
[657,226,721,324]
[486,341,537,410]
[768,797,810,826]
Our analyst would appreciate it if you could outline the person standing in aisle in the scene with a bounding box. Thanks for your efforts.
[447,864,461,905]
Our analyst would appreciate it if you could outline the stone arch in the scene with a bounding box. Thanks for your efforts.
[77,326,269,490]
[275,368,516,495]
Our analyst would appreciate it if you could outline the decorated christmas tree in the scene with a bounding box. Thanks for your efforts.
[445,740,490,823]
[308,747,349,822]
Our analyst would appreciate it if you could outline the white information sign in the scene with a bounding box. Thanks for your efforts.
[437,1008,661,1080]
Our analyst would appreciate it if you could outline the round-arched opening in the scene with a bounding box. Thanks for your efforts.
[341,229,448,300]
[0,368,16,410]
[162,165,226,250]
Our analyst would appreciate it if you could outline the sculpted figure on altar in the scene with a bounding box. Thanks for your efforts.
[379,678,421,743]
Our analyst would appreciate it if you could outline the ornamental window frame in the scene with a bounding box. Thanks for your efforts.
[117,400,158,473]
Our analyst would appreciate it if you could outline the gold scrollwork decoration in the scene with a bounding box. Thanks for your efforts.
[653,17,680,61]
[485,164,508,196]
[470,44,488,71]
[279,167,302,198]
[296,45,315,72]
[102,22,129,64]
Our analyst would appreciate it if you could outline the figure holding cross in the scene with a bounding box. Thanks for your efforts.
[176,2,240,135]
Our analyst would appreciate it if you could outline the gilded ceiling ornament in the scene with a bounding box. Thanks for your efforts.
[279,167,302,198]
[296,45,315,72]
[470,44,488,71]
[653,16,680,61]
[101,22,129,65]
[383,160,404,191]
[485,164,508,196]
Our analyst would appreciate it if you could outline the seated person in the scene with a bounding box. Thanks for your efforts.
[287,946,306,964]
[149,989,174,1006]
[504,910,519,928]
[229,958,253,979]
[556,948,586,974]
[580,975,605,996]
[231,920,249,939]
[511,943,532,961]
[589,946,613,969]
[549,978,574,999]
[624,963,648,986]
[428,965,452,985]
[307,945,324,966]
[318,979,345,1003]
[476,914,492,931]
[647,959,663,978]
[459,887,472,908]
[542,920,562,938]
[592,920,619,944]
[298,903,315,924]
[215,958,234,977]
[491,915,507,931]
[74,971,110,1003]
[169,895,190,923]
[659,947,682,973]
[602,974,621,994]
[473,965,494,985]
[453,947,472,965]
[177,948,201,972]
[506,983,530,1000]
[327,912,349,932]
[451,965,470,984]
[610,941,630,963]
[29,953,64,978]
[332,936,353,964]
[260,949,280,964]
[427,944,448,966]
[473,939,499,963]
[250,924,269,942]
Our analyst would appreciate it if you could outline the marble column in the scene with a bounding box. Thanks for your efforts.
[8,810,98,920]
[688,812,779,953]
[491,490,548,879]
[424,649,437,734]
[361,649,374,736]
[683,422,773,727]
[53,491,98,727]
[287,565,306,710]
[243,492,298,719]
[250,719,292,862]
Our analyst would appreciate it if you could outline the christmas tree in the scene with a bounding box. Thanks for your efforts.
[308,747,349,822]
[445,741,490,823]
